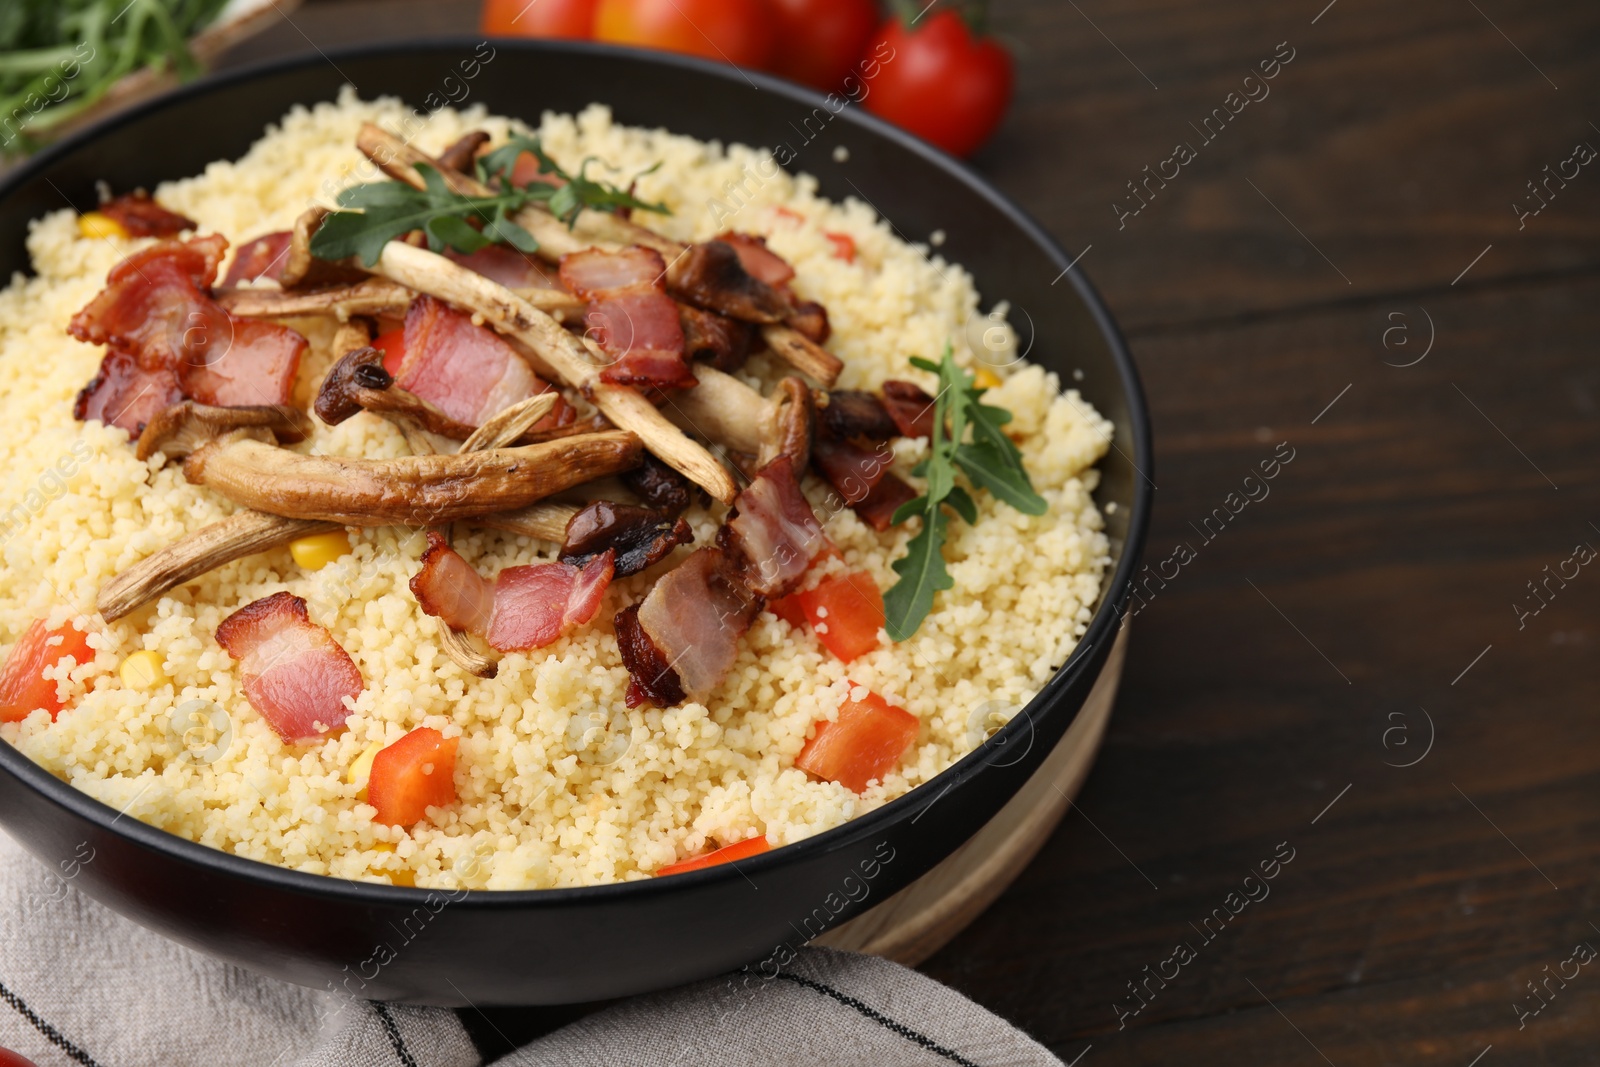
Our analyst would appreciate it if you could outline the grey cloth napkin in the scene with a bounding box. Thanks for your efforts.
[0,832,1062,1067]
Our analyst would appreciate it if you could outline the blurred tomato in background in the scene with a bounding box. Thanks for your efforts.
[481,0,599,38]
[479,0,1015,158]
[862,7,1013,159]
[594,0,775,68]
[765,0,879,91]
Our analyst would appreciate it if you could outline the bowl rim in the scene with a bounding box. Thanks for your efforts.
[0,37,1153,908]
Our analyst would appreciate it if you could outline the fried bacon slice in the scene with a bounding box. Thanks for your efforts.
[178,317,306,408]
[559,247,696,390]
[397,294,569,429]
[811,435,894,506]
[97,191,195,238]
[445,245,567,291]
[721,455,830,598]
[73,349,184,436]
[618,456,831,706]
[69,234,230,370]
[880,380,936,439]
[221,231,292,286]
[714,232,795,288]
[624,546,763,706]
[852,472,919,532]
[410,533,615,652]
[214,591,363,742]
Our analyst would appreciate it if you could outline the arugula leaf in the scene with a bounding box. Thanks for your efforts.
[309,135,669,266]
[881,344,1048,641]
[954,442,1047,515]
[883,504,954,643]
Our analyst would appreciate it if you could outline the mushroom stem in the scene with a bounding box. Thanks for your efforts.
[136,401,313,462]
[372,240,738,504]
[474,503,579,543]
[97,512,338,623]
[663,365,814,470]
[182,431,642,526]
[760,324,844,385]
[216,278,583,320]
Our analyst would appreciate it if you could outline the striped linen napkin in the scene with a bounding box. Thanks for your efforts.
[0,831,1062,1067]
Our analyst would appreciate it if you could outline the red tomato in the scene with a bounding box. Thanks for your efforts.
[481,0,598,38]
[862,10,1014,158]
[0,1050,39,1067]
[371,327,406,377]
[367,727,459,827]
[595,0,776,69]
[657,835,771,876]
[0,620,93,724]
[796,686,917,793]
[824,232,857,263]
[765,0,880,91]
[779,571,882,663]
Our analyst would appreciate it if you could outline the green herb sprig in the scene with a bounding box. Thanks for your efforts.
[882,345,1047,641]
[0,0,229,155]
[309,134,669,267]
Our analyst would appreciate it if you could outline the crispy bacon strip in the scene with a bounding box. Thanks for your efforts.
[222,231,293,286]
[69,235,230,370]
[178,318,306,408]
[73,349,183,435]
[98,191,195,238]
[853,472,919,532]
[214,592,362,742]
[410,533,615,652]
[618,456,829,706]
[627,546,762,704]
[398,294,569,428]
[560,247,696,390]
[722,455,830,598]
[714,232,795,288]
[811,435,893,506]
[445,245,567,291]
[881,380,936,439]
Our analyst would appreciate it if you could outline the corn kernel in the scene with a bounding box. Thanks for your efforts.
[974,366,1002,390]
[78,212,128,240]
[388,869,416,888]
[119,650,166,690]
[290,530,351,571]
[348,740,385,797]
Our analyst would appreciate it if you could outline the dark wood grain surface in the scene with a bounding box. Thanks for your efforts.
[218,2,1600,1061]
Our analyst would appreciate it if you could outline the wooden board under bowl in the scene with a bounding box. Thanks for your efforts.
[818,625,1129,965]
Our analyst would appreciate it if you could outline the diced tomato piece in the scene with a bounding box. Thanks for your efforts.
[781,572,884,663]
[0,620,93,723]
[825,232,857,263]
[796,687,918,793]
[772,206,805,225]
[367,727,459,827]
[768,593,808,629]
[657,835,771,876]
[372,327,406,377]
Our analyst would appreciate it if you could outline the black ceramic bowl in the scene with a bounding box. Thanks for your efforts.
[0,40,1150,1005]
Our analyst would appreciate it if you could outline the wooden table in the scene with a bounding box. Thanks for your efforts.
[219,3,1600,1062]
